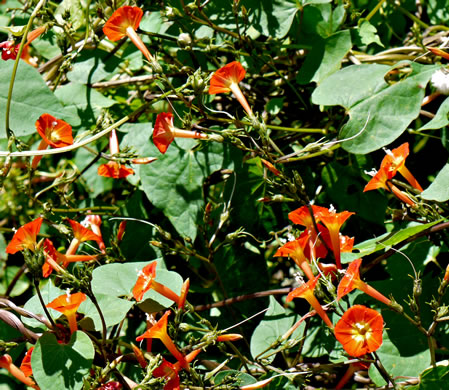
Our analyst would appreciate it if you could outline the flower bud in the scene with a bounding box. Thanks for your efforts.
[177,32,192,48]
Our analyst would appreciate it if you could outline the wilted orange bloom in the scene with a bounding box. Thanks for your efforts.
[428,46,449,60]
[153,112,207,154]
[42,238,97,277]
[216,333,243,342]
[337,258,391,306]
[178,278,190,310]
[19,347,34,377]
[380,143,422,191]
[136,311,187,368]
[209,61,253,117]
[131,344,147,369]
[286,275,334,328]
[260,159,280,176]
[46,291,86,334]
[132,261,181,304]
[98,161,135,178]
[32,113,73,169]
[116,221,127,242]
[98,129,135,179]
[103,6,154,63]
[335,361,370,390]
[0,354,38,389]
[334,305,383,357]
[316,207,354,270]
[444,264,449,282]
[275,235,314,280]
[6,217,43,254]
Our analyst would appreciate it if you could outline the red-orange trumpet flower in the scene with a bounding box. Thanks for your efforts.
[274,235,314,280]
[209,61,254,117]
[152,112,208,154]
[19,347,34,378]
[66,219,102,255]
[98,129,135,179]
[364,163,416,206]
[286,275,334,329]
[334,305,383,357]
[380,143,423,191]
[103,6,154,64]
[31,113,73,169]
[136,311,186,368]
[0,354,38,389]
[316,207,354,270]
[6,217,43,254]
[46,291,86,334]
[132,261,181,305]
[337,258,391,306]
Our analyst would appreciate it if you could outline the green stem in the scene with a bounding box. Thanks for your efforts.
[5,0,47,142]
[34,279,56,328]
[365,0,387,21]
[396,5,430,29]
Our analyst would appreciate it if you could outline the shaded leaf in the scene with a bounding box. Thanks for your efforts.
[250,296,304,363]
[421,164,449,201]
[214,370,257,386]
[31,331,94,390]
[297,29,352,84]
[55,82,116,128]
[419,96,449,131]
[418,364,449,390]
[140,138,229,240]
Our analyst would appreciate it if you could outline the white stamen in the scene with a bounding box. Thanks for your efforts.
[364,168,377,177]
[329,204,336,213]
[65,288,71,302]
[383,147,394,157]
[286,232,295,242]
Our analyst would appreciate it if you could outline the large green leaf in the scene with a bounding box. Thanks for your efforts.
[0,61,77,138]
[312,63,439,153]
[297,29,352,84]
[79,293,134,331]
[67,50,120,85]
[31,331,94,390]
[250,296,305,363]
[421,164,449,201]
[369,336,430,386]
[54,82,116,128]
[140,138,229,240]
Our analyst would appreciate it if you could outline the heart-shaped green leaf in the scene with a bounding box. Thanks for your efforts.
[31,331,94,390]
